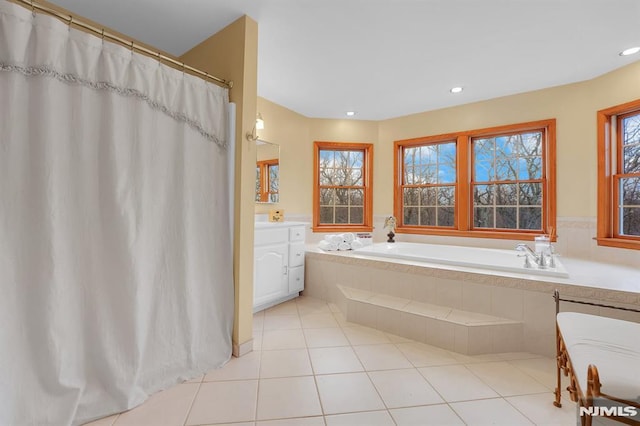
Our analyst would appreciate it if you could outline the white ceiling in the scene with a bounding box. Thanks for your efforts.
[49,0,640,120]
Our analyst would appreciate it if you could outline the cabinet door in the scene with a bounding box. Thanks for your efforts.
[288,266,304,293]
[254,244,288,307]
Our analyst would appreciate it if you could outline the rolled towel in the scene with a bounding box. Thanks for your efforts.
[324,234,343,245]
[342,232,356,243]
[318,240,338,251]
[337,242,351,251]
[350,240,364,250]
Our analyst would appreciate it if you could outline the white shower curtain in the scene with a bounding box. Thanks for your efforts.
[0,2,234,424]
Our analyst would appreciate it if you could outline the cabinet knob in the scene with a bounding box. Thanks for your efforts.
[296,253,301,257]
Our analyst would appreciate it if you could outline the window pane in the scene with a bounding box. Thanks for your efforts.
[404,187,419,206]
[350,151,364,168]
[348,168,363,186]
[320,188,335,205]
[623,114,640,145]
[319,207,334,224]
[420,187,437,206]
[438,142,456,162]
[255,167,261,201]
[495,207,517,228]
[319,167,334,185]
[319,150,334,165]
[417,165,434,184]
[519,207,542,230]
[349,189,364,206]
[269,193,279,203]
[496,159,517,181]
[623,143,640,174]
[437,207,455,227]
[438,162,456,184]
[517,132,542,156]
[622,207,640,236]
[335,189,348,206]
[496,184,517,205]
[438,186,455,206]
[269,165,279,192]
[404,147,418,167]
[518,157,542,180]
[474,207,493,228]
[474,138,493,162]
[474,160,494,182]
[335,207,348,224]
[350,207,363,224]
[405,166,415,185]
[519,182,542,206]
[622,177,640,205]
[473,184,494,206]
[420,207,436,226]
[496,135,517,158]
[404,207,419,225]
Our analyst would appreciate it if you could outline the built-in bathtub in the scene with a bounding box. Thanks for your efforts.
[304,242,640,356]
[354,242,569,278]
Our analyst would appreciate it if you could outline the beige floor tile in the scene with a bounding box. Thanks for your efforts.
[369,368,443,408]
[83,414,119,426]
[353,344,413,371]
[328,302,341,313]
[183,374,204,384]
[204,350,261,382]
[263,314,302,330]
[509,356,564,390]
[332,311,349,326]
[506,393,577,426]
[465,361,549,397]
[300,313,339,328]
[260,348,312,378]
[265,300,299,316]
[115,383,198,426]
[450,398,534,425]
[253,333,263,351]
[262,329,307,350]
[395,342,459,367]
[418,364,499,402]
[202,423,254,426]
[186,380,258,425]
[257,417,324,426]
[496,352,543,361]
[303,327,350,348]
[390,404,465,426]
[297,297,332,315]
[253,313,265,332]
[385,332,412,343]
[325,410,395,425]
[316,372,386,415]
[256,376,322,420]
[342,325,391,345]
[308,346,364,374]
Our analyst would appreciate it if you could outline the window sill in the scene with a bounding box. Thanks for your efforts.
[594,237,640,251]
[312,225,373,233]
[396,226,557,242]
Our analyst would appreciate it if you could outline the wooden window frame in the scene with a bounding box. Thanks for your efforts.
[313,141,373,232]
[597,99,640,250]
[394,119,556,241]
[256,158,278,203]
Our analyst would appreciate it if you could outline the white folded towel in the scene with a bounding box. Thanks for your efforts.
[350,240,364,250]
[342,233,356,243]
[337,242,351,251]
[318,240,338,251]
[324,234,343,245]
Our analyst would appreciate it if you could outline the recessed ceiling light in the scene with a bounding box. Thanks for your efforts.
[450,86,463,94]
[346,111,356,116]
[620,47,640,56]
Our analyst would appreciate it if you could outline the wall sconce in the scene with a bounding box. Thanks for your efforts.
[246,113,264,142]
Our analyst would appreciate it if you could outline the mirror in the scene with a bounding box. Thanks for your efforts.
[256,140,280,203]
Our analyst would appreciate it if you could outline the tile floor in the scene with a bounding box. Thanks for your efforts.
[85,296,579,426]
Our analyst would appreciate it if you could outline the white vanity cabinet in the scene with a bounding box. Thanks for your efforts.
[253,222,307,312]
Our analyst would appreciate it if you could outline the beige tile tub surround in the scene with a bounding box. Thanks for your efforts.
[304,249,640,357]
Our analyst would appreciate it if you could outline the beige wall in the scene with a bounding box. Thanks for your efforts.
[181,16,258,356]
[261,60,640,221]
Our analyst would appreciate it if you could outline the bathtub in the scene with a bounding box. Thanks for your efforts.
[354,242,569,278]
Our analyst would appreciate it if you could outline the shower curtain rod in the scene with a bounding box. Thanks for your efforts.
[13,0,234,89]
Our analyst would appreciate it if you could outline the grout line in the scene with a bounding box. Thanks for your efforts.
[182,380,203,426]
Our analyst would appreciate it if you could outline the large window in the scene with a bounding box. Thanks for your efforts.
[394,120,556,240]
[313,141,373,232]
[597,100,640,250]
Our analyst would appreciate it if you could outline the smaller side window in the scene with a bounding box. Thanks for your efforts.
[313,142,373,232]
